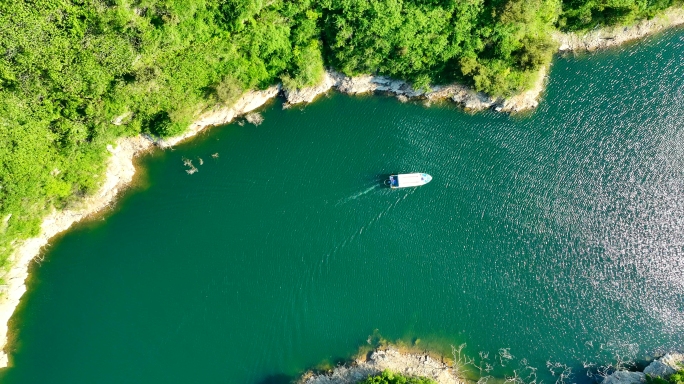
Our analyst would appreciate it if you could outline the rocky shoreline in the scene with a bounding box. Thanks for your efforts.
[0,9,683,368]
[299,349,683,384]
[553,6,684,52]
[284,5,684,111]
[282,67,546,113]
[603,353,683,384]
[298,348,462,384]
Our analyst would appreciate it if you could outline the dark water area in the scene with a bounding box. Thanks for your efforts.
[1,29,683,384]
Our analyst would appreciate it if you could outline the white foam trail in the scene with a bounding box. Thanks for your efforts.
[335,184,380,206]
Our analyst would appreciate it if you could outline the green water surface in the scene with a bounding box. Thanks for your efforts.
[1,29,683,384]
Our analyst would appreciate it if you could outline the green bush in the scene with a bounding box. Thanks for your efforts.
[558,0,682,31]
[360,370,436,384]
[669,368,684,384]
[214,76,245,105]
[646,366,684,384]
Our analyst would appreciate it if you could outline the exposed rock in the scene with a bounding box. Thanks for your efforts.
[644,353,684,378]
[156,85,279,148]
[554,6,684,52]
[111,111,132,126]
[245,112,264,126]
[283,71,341,106]
[603,371,646,384]
[302,350,684,384]
[499,65,548,112]
[300,348,462,384]
[336,74,375,95]
[599,353,683,384]
[284,69,541,113]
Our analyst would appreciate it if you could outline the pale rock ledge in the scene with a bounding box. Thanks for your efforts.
[283,68,548,113]
[299,348,462,384]
[553,6,684,52]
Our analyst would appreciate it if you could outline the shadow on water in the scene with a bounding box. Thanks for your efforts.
[256,355,352,384]
[255,374,293,384]
[377,173,392,187]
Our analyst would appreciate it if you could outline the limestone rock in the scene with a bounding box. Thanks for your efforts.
[157,85,280,148]
[337,74,376,95]
[553,7,684,52]
[282,68,546,113]
[603,371,646,384]
[644,353,684,378]
[300,348,462,384]
[283,71,340,106]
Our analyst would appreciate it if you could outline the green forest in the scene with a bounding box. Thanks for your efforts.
[0,0,681,273]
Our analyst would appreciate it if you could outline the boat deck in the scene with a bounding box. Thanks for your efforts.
[388,173,432,188]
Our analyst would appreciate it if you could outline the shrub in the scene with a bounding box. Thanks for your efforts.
[360,370,436,384]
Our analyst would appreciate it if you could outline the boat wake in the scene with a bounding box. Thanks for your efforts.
[335,185,380,206]
[322,189,416,272]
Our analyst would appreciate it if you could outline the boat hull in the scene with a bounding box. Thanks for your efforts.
[388,173,432,188]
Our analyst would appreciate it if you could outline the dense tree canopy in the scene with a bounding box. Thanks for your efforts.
[559,0,679,30]
[0,0,679,272]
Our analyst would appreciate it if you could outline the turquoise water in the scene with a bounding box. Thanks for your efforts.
[1,29,683,383]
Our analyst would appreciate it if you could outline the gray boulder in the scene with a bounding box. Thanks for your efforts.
[603,371,646,384]
[644,354,684,378]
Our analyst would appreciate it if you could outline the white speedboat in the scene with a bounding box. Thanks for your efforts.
[387,173,432,188]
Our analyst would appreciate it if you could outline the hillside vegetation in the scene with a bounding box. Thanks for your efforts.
[0,0,680,273]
